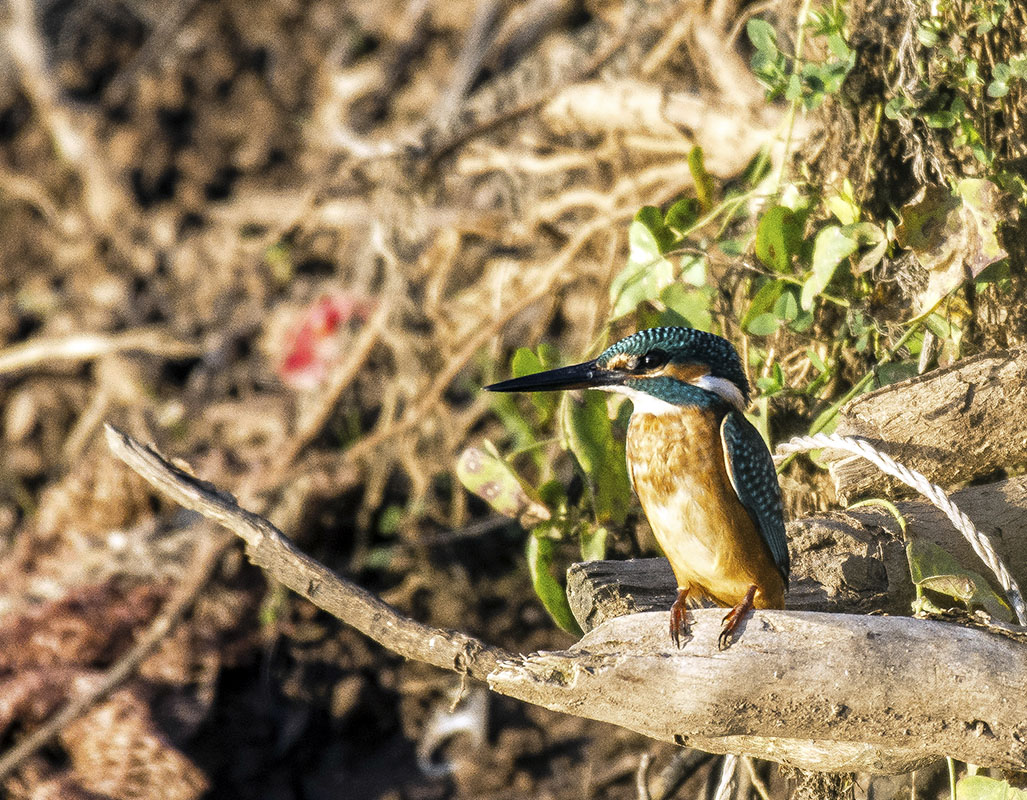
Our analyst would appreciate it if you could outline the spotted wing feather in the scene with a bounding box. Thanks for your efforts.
[719,411,790,581]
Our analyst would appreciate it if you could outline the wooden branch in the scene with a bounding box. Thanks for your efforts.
[568,475,1027,631]
[103,425,509,681]
[826,346,1027,502]
[0,329,199,376]
[489,610,1027,774]
[105,425,1027,774]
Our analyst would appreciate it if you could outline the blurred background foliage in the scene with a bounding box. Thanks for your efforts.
[0,0,1025,796]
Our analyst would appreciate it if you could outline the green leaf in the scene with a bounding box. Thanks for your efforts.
[756,363,784,395]
[561,392,632,525]
[741,147,773,187]
[773,288,799,321]
[456,444,551,527]
[511,347,559,421]
[665,198,700,234]
[755,206,803,272]
[746,19,778,53]
[927,110,957,128]
[742,278,785,330]
[580,524,609,562]
[826,33,851,59]
[660,282,714,331]
[679,254,708,287]
[826,178,859,225]
[746,312,780,336]
[851,222,888,274]
[807,347,827,373]
[527,530,583,636]
[964,58,981,84]
[511,347,543,378]
[884,95,911,119]
[826,196,858,226]
[906,538,1014,620]
[788,309,814,332]
[688,147,715,211]
[635,206,676,253]
[987,80,1009,98]
[610,220,677,319]
[915,21,940,46]
[801,225,860,309]
[957,776,1027,800]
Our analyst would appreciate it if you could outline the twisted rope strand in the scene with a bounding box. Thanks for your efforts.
[774,432,1027,627]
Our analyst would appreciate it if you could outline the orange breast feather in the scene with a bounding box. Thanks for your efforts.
[626,408,784,609]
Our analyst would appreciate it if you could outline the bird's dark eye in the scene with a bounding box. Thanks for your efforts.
[640,349,668,370]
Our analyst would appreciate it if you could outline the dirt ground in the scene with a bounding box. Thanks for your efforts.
[0,0,1009,797]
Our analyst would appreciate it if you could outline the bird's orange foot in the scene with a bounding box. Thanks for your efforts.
[718,585,758,650]
[670,588,690,648]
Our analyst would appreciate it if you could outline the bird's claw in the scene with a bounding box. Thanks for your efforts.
[670,588,690,648]
[718,585,758,650]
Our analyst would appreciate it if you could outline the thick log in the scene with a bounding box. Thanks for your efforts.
[827,346,1027,502]
[488,609,1027,774]
[567,476,1027,632]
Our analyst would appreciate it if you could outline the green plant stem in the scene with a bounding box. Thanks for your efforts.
[858,102,884,199]
[773,0,814,192]
[947,758,957,800]
[683,189,760,241]
[506,436,561,459]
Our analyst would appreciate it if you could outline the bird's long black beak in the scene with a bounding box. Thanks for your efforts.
[485,359,623,393]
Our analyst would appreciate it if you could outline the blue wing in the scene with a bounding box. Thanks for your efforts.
[719,411,790,581]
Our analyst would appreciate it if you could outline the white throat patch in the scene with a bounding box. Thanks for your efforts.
[600,384,678,416]
[694,374,747,411]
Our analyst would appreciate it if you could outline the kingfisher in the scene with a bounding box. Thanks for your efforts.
[486,327,789,649]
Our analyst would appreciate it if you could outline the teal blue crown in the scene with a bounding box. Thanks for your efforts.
[598,327,750,404]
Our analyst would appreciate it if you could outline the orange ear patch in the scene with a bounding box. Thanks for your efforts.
[659,362,709,383]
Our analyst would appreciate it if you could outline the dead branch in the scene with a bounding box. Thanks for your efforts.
[0,330,200,377]
[104,425,509,680]
[5,0,130,234]
[826,345,1027,502]
[105,425,1027,775]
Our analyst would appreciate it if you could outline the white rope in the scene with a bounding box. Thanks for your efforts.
[713,754,738,800]
[774,432,1027,627]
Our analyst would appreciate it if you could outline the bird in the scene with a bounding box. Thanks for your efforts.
[486,327,789,649]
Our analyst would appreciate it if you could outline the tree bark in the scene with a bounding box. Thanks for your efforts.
[826,346,1027,502]
[489,609,1027,775]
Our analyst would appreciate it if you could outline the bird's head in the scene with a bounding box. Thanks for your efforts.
[486,327,750,414]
